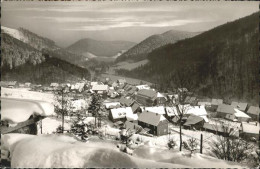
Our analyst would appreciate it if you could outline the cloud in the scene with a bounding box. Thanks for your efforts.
[62,19,205,31]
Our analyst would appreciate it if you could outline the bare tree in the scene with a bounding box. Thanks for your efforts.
[210,120,255,163]
[53,86,72,133]
[186,137,199,155]
[168,67,195,151]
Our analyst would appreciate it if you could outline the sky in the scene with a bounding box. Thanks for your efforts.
[1,1,259,47]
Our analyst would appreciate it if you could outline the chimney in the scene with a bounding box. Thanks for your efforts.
[156,113,158,116]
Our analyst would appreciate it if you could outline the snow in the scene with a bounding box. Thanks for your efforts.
[71,99,88,112]
[40,117,70,134]
[110,107,133,120]
[1,87,54,103]
[104,102,121,109]
[135,84,150,90]
[234,108,251,118]
[1,132,246,168]
[1,26,28,43]
[1,98,55,124]
[99,125,121,137]
[144,106,166,115]
[91,84,108,91]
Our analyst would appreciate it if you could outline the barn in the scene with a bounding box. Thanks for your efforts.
[138,111,168,136]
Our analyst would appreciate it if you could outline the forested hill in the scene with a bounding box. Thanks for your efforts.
[118,12,259,104]
[115,30,199,62]
[67,38,136,57]
[1,32,90,84]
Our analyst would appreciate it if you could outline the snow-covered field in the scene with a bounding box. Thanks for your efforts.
[39,117,71,134]
[1,133,246,168]
[1,87,54,103]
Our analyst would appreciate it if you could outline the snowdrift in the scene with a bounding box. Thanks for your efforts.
[2,134,136,168]
[1,133,246,168]
[1,98,55,124]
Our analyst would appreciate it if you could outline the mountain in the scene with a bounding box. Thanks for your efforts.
[1,26,92,67]
[1,29,90,84]
[2,26,58,51]
[115,30,200,62]
[116,12,258,104]
[66,38,136,58]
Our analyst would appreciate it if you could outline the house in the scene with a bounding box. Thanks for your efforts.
[240,122,259,140]
[136,84,150,90]
[144,106,166,115]
[1,97,55,135]
[109,107,136,122]
[211,99,223,111]
[119,97,135,107]
[183,115,205,130]
[25,82,31,87]
[109,107,127,123]
[103,102,121,109]
[216,104,251,122]
[184,96,197,106]
[203,123,239,137]
[91,84,108,94]
[123,84,137,96]
[138,110,168,136]
[131,102,141,114]
[155,92,167,106]
[50,83,59,88]
[117,79,126,85]
[124,121,143,133]
[0,81,18,88]
[165,107,178,121]
[231,102,248,112]
[246,106,259,121]
[216,104,234,117]
[135,89,157,106]
[185,106,209,122]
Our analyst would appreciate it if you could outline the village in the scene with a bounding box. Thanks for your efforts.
[1,76,259,167]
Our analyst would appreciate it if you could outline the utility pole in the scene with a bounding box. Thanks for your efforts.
[200,134,203,154]
[61,88,64,133]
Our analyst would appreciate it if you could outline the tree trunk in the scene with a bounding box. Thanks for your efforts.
[179,119,182,151]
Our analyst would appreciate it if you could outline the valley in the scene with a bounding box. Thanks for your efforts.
[1,3,259,168]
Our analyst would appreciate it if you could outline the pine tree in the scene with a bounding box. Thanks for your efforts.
[70,114,88,141]
[88,92,102,128]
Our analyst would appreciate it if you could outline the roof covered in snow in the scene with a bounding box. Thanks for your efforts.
[234,109,251,118]
[138,110,167,126]
[110,107,133,120]
[211,99,223,105]
[91,85,108,91]
[1,97,55,123]
[241,122,259,134]
[184,115,204,126]
[135,85,150,90]
[144,106,166,115]
[104,102,121,109]
[165,107,178,117]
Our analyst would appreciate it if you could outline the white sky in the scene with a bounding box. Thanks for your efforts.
[2,1,259,47]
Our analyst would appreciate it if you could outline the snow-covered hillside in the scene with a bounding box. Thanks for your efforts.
[1,26,28,43]
[1,133,245,168]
